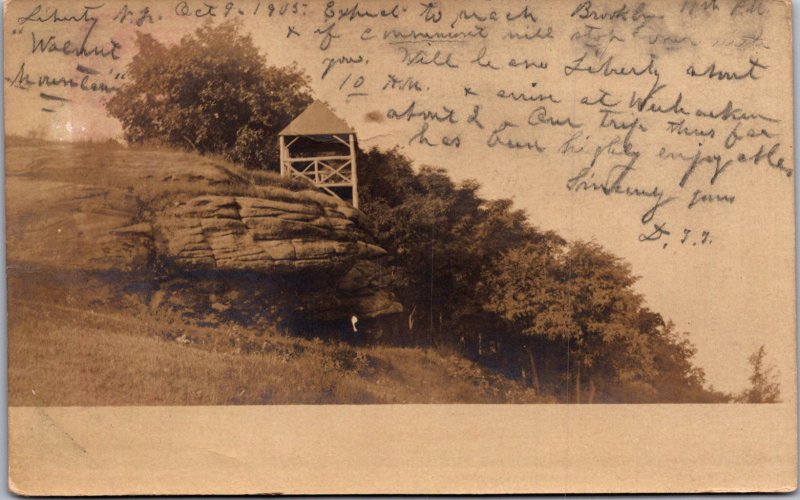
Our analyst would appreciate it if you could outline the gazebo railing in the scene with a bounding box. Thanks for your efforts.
[285,157,353,186]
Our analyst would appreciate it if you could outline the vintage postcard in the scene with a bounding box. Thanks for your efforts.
[4,0,797,494]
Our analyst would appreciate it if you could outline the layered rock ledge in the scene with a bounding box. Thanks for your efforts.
[6,140,402,323]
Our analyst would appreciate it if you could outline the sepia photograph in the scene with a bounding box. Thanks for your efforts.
[4,0,797,493]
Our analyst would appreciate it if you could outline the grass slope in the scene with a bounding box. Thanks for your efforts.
[8,295,545,405]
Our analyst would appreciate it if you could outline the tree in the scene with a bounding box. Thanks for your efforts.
[561,241,655,403]
[358,148,480,344]
[482,242,570,392]
[737,345,781,403]
[486,240,652,402]
[107,21,312,169]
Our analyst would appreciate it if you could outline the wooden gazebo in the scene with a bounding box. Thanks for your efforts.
[278,101,359,208]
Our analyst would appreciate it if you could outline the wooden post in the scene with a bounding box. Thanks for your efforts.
[279,135,286,177]
[349,133,359,209]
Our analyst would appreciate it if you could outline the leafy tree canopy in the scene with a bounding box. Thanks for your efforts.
[358,146,741,404]
[107,21,312,168]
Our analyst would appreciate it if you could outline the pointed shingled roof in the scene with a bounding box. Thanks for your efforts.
[279,100,354,136]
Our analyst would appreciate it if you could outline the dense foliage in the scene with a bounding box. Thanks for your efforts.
[107,21,312,168]
[358,147,732,403]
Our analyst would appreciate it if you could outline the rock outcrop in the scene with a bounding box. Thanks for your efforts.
[6,140,402,324]
[157,194,386,272]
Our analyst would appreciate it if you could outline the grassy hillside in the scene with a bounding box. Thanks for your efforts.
[8,273,545,405]
[6,138,546,405]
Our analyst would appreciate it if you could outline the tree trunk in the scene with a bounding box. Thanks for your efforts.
[525,346,540,394]
[588,379,597,404]
[575,366,581,404]
[477,331,483,357]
